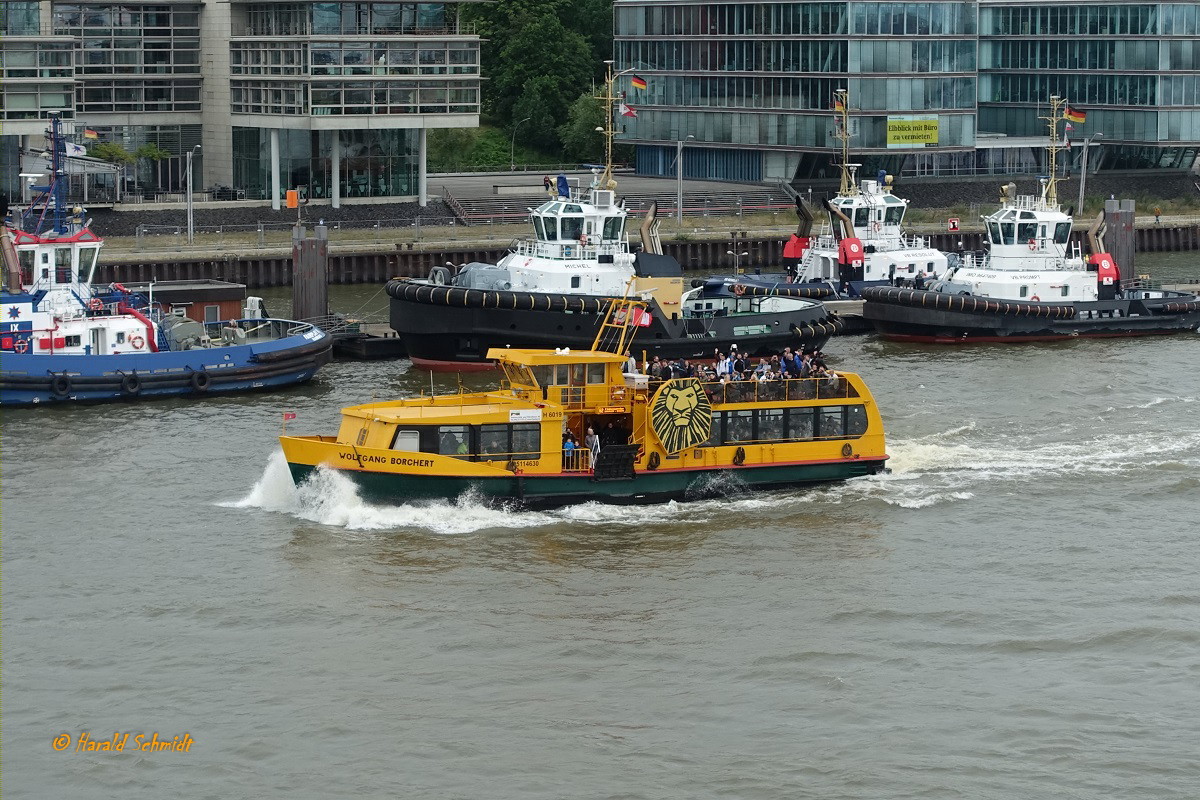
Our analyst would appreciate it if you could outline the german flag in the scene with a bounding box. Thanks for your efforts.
[83,128,99,140]
[630,75,647,91]
[833,95,845,112]
[1064,106,1087,124]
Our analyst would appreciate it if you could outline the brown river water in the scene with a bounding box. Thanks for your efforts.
[3,252,1199,798]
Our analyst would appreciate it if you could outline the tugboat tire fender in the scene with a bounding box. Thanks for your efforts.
[51,373,71,397]
[647,451,661,471]
[733,446,746,466]
[120,373,141,395]
[190,370,212,392]
[861,286,1077,320]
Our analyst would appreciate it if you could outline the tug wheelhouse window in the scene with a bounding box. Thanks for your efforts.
[853,207,869,228]
[77,247,98,283]
[602,216,623,240]
[561,216,583,241]
[1054,222,1071,244]
[1017,222,1037,242]
[885,204,904,225]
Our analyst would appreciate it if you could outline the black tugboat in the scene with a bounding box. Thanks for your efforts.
[862,97,1200,343]
[387,64,841,370]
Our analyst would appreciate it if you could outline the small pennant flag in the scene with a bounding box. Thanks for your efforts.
[1064,106,1086,124]
[83,128,99,140]
[630,75,647,91]
[1064,122,1074,132]
[619,103,637,118]
[282,411,297,421]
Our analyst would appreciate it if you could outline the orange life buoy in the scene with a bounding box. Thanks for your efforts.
[1028,239,1037,251]
[733,283,746,297]
[872,222,881,232]
[1030,295,1041,302]
[129,334,145,350]
[14,338,29,354]
[88,297,103,311]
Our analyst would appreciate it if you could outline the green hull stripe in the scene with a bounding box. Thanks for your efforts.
[287,461,885,505]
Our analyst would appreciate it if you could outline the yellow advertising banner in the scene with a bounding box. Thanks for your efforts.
[886,116,939,148]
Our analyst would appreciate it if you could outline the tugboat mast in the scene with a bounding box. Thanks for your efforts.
[833,88,859,197]
[1041,95,1067,208]
[595,60,629,194]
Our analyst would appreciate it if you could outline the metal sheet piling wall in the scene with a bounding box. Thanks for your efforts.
[92,224,1200,289]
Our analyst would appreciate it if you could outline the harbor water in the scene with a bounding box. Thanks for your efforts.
[3,252,1199,798]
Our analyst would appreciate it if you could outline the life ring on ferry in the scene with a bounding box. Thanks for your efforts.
[51,374,71,397]
[733,283,747,297]
[872,222,882,232]
[1028,239,1038,251]
[189,370,212,392]
[120,373,141,396]
[647,451,661,471]
[1029,295,1041,302]
[88,297,104,311]
[733,446,746,466]
[14,338,29,354]
[129,335,145,350]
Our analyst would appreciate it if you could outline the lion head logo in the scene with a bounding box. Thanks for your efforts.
[650,378,713,455]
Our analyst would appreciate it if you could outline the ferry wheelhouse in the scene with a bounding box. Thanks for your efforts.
[281,303,888,507]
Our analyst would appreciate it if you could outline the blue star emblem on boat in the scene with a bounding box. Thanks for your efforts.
[7,306,20,319]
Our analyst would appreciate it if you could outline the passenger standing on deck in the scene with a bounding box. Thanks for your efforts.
[585,426,600,469]
[543,175,552,195]
[625,350,638,374]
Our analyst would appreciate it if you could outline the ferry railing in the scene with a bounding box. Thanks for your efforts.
[695,376,858,405]
[561,448,592,473]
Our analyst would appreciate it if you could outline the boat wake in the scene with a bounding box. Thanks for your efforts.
[821,423,1200,509]
[226,451,777,533]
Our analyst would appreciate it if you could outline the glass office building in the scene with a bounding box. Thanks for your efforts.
[614,0,1200,181]
[0,0,481,206]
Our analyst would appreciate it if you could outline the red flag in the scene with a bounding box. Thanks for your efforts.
[619,103,637,118]
[282,412,297,421]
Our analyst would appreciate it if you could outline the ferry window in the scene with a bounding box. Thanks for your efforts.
[510,423,540,460]
[926,262,934,272]
[1017,222,1037,242]
[438,425,469,457]
[65,335,81,347]
[502,362,536,387]
[725,410,754,443]
[846,405,868,437]
[1055,222,1071,244]
[1000,223,1015,244]
[553,364,570,384]
[569,363,586,385]
[561,216,583,241]
[1061,285,1070,297]
[77,247,98,282]
[586,363,605,384]
[1020,285,1028,298]
[757,409,785,441]
[530,365,554,386]
[478,424,509,461]
[603,216,623,240]
[817,406,844,439]
[570,276,581,289]
[701,413,720,447]
[787,407,814,440]
[391,429,420,452]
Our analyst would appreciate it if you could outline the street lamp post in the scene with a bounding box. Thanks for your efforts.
[510,117,531,172]
[1077,132,1103,215]
[186,144,201,244]
[676,134,694,223]
[726,250,749,275]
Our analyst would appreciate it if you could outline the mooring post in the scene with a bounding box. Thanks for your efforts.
[291,222,328,323]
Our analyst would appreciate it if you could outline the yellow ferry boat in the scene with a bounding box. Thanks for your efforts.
[280,302,888,507]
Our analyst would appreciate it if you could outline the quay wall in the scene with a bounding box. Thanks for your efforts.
[95,224,1200,289]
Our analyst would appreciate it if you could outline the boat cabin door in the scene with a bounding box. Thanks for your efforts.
[90,326,107,354]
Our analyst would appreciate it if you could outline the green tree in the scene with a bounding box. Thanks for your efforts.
[89,141,135,166]
[489,14,594,127]
[135,144,171,191]
[512,76,565,152]
[557,91,605,163]
[427,128,480,172]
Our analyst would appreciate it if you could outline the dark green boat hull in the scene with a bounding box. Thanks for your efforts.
[286,459,887,509]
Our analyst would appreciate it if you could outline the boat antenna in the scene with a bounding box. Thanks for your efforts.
[1042,96,1065,208]
[833,88,858,197]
